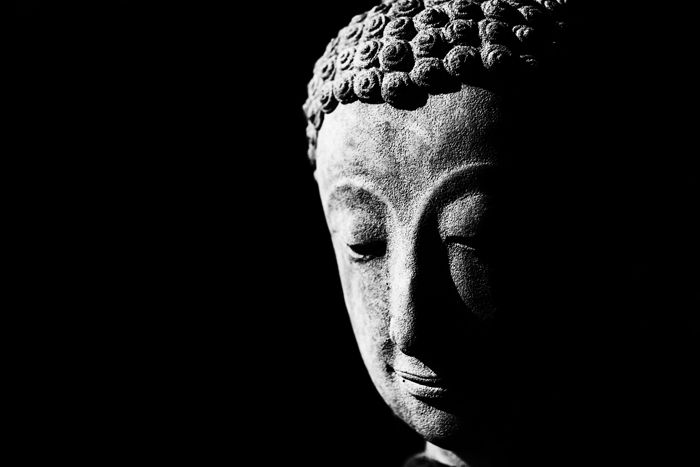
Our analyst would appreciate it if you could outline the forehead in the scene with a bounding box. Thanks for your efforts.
[315,86,508,214]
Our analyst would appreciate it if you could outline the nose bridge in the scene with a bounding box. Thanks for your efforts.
[389,228,421,355]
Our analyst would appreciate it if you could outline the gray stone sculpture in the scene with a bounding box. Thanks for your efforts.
[304,1,574,466]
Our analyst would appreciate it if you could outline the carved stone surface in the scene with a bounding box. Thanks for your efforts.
[315,88,509,464]
[304,1,575,465]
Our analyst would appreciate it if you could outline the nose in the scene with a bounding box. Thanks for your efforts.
[388,246,421,355]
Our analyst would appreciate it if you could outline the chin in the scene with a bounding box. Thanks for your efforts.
[375,375,502,450]
[408,406,469,446]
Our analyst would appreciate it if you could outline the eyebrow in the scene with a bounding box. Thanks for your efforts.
[325,164,504,222]
[325,180,388,215]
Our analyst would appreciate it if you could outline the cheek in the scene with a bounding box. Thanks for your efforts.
[332,241,391,355]
[448,249,496,318]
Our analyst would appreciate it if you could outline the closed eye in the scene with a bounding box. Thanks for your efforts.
[347,240,387,262]
[445,235,480,251]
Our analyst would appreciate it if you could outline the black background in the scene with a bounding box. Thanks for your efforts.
[11,1,698,466]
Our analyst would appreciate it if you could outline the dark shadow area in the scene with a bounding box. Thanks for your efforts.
[10,1,698,466]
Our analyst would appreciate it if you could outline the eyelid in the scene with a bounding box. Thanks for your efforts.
[444,235,479,250]
[333,217,386,245]
[346,240,387,262]
[438,195,488,245]
[438,193,488,225]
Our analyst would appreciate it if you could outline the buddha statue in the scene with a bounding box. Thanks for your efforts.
[303,1,586,466]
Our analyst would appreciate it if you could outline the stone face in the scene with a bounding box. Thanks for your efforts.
[299,3,697,467]
[302,2,578,464]
[315,87,510,448]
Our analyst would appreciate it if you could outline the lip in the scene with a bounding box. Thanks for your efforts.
[395,369,449,400]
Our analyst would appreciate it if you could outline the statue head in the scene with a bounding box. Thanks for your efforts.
[303,0,578,462]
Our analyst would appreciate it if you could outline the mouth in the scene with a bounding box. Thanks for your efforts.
[394,369,450,400]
